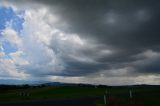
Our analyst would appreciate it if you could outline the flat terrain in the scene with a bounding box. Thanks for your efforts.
[0,97,98,106]
[0,85,159,106]
[0,86,105,101]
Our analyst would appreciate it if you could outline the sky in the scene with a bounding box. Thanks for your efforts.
[0,0,160,85]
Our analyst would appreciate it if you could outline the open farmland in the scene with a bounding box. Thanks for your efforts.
[0,85,105,101]
[0,85,159,106]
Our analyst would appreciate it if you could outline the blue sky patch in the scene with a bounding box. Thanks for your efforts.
[0,6,24,33]
[2,41,17,54]
[0,6,24,54]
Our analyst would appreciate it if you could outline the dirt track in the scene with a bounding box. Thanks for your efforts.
[0,97,98,106]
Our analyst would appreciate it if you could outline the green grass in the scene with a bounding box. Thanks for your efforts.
[96,86,160,106]
[0,86,106,102]
[0,85,159,106]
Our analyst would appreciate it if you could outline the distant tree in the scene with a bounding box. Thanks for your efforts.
[40,84,46,87]
[23,84,30,88]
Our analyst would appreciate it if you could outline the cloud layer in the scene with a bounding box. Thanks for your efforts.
[0,0,160,85]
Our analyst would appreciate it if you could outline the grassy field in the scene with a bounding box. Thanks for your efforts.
[0,85,159,106]
[97,85,160,106]
[0,85,105,101]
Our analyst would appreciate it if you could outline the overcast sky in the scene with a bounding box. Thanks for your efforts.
[0,0,160,85]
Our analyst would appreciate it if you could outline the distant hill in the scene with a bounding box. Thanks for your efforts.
[0,79,48,85]
[44,82,64,86]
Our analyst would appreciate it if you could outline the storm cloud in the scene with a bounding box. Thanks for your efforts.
[0,0,160,85]
[42,0,160,74]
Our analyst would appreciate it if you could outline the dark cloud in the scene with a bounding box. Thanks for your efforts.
[44,0,160,75]
[132,52,160,74]
[62,58,107,76]
[4,0,160,77]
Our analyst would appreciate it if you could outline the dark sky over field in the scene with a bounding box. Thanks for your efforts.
[0,0,160,85]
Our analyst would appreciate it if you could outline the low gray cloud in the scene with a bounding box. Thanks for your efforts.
[27,0,160,76]
[1,0,160,84]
